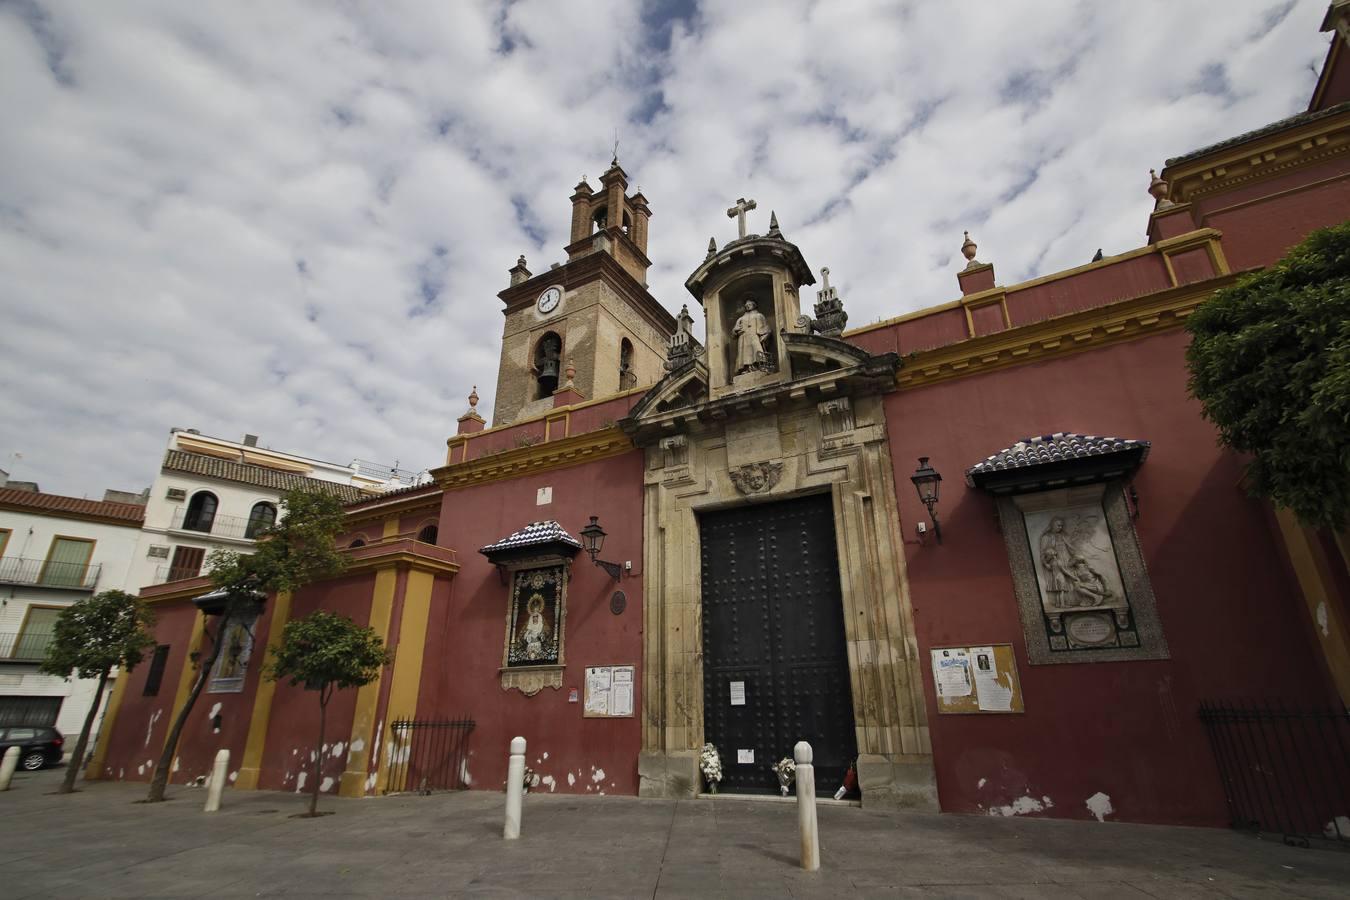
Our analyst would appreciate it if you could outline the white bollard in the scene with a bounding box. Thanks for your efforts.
[204,749,229,813]
[0,746,18,791]
[794,740,820,871]
[503,736,526,840]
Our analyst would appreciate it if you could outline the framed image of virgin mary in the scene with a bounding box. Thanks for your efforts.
[504,566,565,667]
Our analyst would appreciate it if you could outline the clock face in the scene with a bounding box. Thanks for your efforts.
[537,286,562,314]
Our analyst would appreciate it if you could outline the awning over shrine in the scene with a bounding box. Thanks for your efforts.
[479,520,582,566]
[965,432,1151,494]
[192,586,266,616]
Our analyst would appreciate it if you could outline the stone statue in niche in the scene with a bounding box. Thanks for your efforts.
[1026,508,1127,617]
[732,296,770,373]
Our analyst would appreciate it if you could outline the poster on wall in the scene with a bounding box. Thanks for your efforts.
[583,665,635,718]
[930,644,1024,714]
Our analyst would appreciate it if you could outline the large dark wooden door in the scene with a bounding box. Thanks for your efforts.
[701,492,857,795]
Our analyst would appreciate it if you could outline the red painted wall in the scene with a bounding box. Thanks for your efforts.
[256,572,377,794]
[418,449,646,796]
[883,329,1335,825]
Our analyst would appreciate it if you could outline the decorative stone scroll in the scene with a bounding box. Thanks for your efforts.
[728,461,784,495]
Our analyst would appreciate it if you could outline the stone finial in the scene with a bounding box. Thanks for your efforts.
[665,303,703,371]
[707,237,717,259]
[565,357,576,383]
[509,254,532,286]
[469,385,479,409]
[1148,169,1173,209]
[961,231,979,266]
[768,210,781,237]
[798,265,847,336]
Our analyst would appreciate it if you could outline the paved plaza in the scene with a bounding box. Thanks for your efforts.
[3,767,1349,898]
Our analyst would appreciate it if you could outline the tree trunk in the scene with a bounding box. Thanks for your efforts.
[147,614,228,802]
[59,668,108,795]
[309,687,328,816]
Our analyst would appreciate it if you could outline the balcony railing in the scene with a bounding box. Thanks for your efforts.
[169,507,260,541]
[0,631,54,662]
[0,557,101,590]
[153,564,209,585]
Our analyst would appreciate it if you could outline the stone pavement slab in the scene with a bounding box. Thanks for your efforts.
[1,767,1348,898]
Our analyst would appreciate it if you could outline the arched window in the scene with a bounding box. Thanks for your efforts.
[591,206,607,233]
[534,331,562,399]
[417,525,439,545]
[349,537,367,549]
[619,338,635,389]
[245,501,277,539]
[621,210,632,235]
[181,491,218,533]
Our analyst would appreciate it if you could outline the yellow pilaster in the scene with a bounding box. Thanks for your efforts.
[338,566,398,797]
[372,569,435,795]
[86,670,129,780]
[1275,508,1350,705]
[234,590,292,790]
[382,517,400,539]
[164,611,207,753]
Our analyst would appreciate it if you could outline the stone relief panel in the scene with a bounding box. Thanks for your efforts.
[1000,484,1168,664]
[728,460,783,495]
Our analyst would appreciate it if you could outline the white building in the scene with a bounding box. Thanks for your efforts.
[126,429,410,593]
[0,482,145,742]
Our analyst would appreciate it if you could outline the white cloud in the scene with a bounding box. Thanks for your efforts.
[0,0,1327,496]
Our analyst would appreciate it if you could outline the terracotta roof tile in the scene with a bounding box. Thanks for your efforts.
[162,450,370,503]
[965,433,1151,487]
[0,488,146,525]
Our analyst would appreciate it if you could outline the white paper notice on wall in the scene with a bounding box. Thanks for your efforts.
[737,748,754,764]
[971,646,1013,711]
[729,681,746,706]
[536,486,553,505]
[583,665,635,717]
[931,648,972,697]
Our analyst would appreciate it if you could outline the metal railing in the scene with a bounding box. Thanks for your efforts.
[1199,700,1350,847]
[384,718,476,794]
[0,556,100,590]
[152,564,207,585]
[169,507,259,540]
[0,631,53,662]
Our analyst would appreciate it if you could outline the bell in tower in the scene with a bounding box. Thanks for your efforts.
[534,332,562,397]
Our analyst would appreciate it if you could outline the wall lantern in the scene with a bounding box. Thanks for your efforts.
[579,516,624,580]
[909,457,943,544]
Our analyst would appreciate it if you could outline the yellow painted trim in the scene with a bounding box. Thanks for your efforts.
[344,549,460,577]
[381,518,400,539]
[444,383,647,456]
[38,534,96,586]
[164,611,206,752]
[234,590,292,791]
[0,528,12,557]
[372,569,435,794]
[433,426,633,491]
[896,273,1242,392]
[86,669,129,779]
[1273,508,1350,706]
[338,566,398,797]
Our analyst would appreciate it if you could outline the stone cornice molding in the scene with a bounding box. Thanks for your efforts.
[896,272,1243,391]
[342,490,443,527]
[433,427,633,490]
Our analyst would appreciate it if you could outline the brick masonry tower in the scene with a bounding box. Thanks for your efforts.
[491,159,676,426]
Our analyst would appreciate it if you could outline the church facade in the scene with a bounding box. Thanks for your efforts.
[91,12,1350,826]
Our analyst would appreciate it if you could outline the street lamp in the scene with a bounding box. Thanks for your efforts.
[909,457,943,544]
[579,516,623,580]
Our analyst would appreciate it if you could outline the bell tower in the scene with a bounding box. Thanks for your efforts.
[490,159,675,426]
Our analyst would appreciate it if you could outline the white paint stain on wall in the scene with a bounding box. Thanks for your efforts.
[330,742,345,758]
[1086,792,1114,822]
[137,763,145,775]
[988,795,1054,817]
[296,771,308,792]
[170,757,179,773]
[365,772,378,794]
[208,702,221,720]
[229,770,238,783]
[351,738,365,754]
[1324,816,1350,840]
[144,709,162,747]
[591,768,606,783]
[977,778,987,789]
[542,752,549,760]
[1316,602,1330,637]
[459,759,474,786]
[320,777,334,793]
[567,772,576,786]
[541,775,556,792]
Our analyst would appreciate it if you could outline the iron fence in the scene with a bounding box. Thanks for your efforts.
[0,631,53,662]
[1199,700,1350,847]
[383,718,475,795]
[0,557,100,589]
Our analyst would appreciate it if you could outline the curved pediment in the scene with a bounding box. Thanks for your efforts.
[782,331,875,372]
[624,358,710,422]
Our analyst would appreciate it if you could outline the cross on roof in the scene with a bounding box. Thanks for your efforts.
[726,197,757,239]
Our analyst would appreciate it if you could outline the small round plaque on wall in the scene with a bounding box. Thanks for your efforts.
[610,590,627,615]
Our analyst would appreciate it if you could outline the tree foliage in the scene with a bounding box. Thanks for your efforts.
[146,488,350,802]
[39,590,155,794]
[1186,222,1350,529]
[269,610,391,816]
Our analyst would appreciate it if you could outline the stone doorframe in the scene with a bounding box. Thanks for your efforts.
[627,381,937,809]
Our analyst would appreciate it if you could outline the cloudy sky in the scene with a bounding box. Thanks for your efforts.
[0,0,1328,498]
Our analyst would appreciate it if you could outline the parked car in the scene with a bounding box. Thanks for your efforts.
[0,726,64,770]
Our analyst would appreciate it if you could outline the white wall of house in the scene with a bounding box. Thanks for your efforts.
[0,509,142,751]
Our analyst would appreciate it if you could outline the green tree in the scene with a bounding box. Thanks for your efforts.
[1186,222,1350,529]
[268,610,391,817]
[39,590,156,794]
[146,489,348,802]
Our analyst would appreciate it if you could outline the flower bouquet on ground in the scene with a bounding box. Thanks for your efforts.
[699,743,723,794]
[772,756,796,796]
